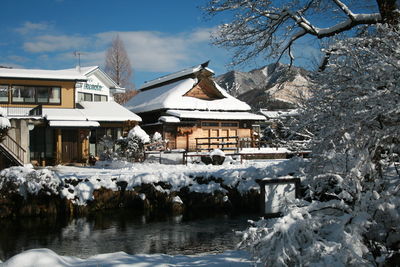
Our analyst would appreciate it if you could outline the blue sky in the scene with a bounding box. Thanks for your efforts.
[0,0,321,87]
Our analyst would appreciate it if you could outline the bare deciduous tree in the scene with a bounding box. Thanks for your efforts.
[104,35,133,89]
[203,0,399,66]
[113,89,138,105]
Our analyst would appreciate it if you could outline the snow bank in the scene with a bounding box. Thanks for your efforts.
[53,158,306,205]
[3,248,254,267]
[0,158,306,207]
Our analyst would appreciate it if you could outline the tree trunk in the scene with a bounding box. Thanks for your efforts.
[377,0,399,25]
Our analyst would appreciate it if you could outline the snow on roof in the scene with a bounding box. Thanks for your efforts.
[79,101,142,122]
[43,108,87,121]
[158,116,181,123]
[139,62,213,90]
[0,67,87,81]
[49,120,100,127]
[166,109,266,121]
[125,78,251,113]
[259,109,299,119]
[65,66,124,91]
[79,66,99,75]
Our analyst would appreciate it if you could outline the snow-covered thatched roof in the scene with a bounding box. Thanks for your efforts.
[139,61,213,91]
[126,77,253,114]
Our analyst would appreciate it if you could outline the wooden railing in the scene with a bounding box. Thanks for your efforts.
[0,134,26,165]
[195,136,239,153]
[238,139,274,149]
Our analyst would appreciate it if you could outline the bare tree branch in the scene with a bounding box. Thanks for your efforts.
[204,0,396,66]
[104,35,134,89]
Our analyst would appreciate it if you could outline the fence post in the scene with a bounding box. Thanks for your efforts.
[183,151,187,165]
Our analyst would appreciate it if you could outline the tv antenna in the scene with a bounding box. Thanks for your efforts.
[73,51,84,67]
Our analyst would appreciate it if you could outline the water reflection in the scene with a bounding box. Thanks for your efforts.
[0,212,257,261]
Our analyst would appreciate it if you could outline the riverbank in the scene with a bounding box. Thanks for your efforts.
[0,158,306,219]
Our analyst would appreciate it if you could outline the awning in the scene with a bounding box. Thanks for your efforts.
[48,120,100,127]
[79,101,142,122]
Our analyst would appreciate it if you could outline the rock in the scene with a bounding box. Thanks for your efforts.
[212,155,225,165]
[200,156,212,165]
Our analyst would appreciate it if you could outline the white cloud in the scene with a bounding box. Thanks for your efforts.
[17,25,226,76]
[0,62,24,69]
[189,27,217,42]
[23,35,89,53]
[7,55,29,63]
[16,22,52,35]
[95,29,215,72]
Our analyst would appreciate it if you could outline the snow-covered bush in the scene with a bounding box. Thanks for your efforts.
[152,132,162,142]
[128,125,150,143]
[114,126,149,162]
[146,132,167,151]
[0,167,61,198]
[242,23,400,265]
[240,200,371,266]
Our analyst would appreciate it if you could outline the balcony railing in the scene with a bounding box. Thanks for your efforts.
[0,104,42,117]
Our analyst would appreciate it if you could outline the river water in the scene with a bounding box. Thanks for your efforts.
[0,211,258,261]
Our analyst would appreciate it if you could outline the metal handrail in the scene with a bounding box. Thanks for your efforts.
[1,134,26,164]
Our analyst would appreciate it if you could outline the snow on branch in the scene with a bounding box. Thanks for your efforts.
[204,0,386,65]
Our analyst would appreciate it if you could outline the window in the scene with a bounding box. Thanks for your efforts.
[49,87,61,104]
[77,92,84,102]
[201,121,219,127]
[221,122,238,128]
[37,87,49,103]
[12,86,35,103]
[0,85,8,102]
[94,94,108,102]
[11,85,60,104]
[94,94,101,102]
[84,93,93,101]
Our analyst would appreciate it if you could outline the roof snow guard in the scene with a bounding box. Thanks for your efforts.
[139,61,213,91]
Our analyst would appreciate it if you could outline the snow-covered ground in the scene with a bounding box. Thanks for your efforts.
[1,248,254,266]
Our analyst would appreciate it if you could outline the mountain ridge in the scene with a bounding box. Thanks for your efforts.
[215,63,312,111]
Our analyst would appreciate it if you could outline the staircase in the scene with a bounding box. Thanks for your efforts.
[0,134,26,166]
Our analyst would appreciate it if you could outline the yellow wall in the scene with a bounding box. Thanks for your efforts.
[0,78,76,108]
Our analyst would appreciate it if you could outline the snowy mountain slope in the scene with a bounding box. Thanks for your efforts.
[215,63,312,110]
